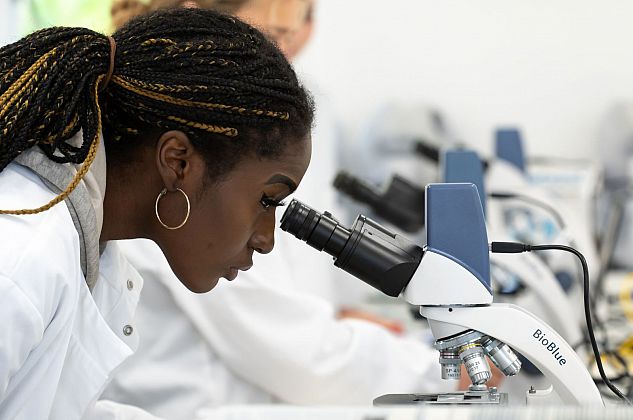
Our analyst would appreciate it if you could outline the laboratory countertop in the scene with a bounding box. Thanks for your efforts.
[197,405,633,420]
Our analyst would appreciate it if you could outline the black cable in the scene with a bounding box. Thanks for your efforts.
[491,241,632,405]
[574,340,632,383]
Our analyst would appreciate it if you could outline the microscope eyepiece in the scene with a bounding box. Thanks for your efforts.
[281,199,350,257]
[280,200,319,242]
[281,199,424,297]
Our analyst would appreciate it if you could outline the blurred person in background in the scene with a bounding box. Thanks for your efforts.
[102,1,460,419]
[19,0,112,33]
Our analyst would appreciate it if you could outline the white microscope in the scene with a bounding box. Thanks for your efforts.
[281,183,604,406]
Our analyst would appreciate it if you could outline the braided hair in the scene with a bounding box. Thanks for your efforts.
[0,8,314,214]
[111,0,250,33]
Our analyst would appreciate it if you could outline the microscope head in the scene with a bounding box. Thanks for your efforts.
[402,183,492,306]
[280,183,490,302]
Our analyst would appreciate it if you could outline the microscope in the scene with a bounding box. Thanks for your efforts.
[334,149,584,347]
[281,183,604,406]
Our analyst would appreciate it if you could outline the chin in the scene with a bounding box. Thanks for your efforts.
[181,275,221,294]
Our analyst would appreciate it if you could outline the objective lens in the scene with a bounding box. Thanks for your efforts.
[459,344,491,385]
[439,350,462,380]
[482,338,521,376]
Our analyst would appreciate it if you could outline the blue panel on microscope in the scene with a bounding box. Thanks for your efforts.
[425,183,491,292]
[442,149,487,217]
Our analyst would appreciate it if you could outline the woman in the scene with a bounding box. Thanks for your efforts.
[101,2,457,419]
[0,8,313,419]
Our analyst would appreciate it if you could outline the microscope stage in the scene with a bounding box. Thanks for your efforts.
[374,386,508,406]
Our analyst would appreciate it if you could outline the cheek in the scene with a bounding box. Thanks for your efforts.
[186,201,256,262]
[159,205,256,293]
[202,204,256,248]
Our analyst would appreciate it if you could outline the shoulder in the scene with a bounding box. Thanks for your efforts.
[0,163,82,321]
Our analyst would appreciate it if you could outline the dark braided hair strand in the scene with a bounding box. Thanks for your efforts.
[0,8,314,214]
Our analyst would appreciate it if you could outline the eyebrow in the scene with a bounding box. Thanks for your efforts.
[266,174,298,193]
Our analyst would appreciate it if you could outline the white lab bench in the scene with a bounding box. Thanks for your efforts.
[198,405,633,420]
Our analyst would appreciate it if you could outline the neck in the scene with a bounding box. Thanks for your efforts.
[100,162,160,242]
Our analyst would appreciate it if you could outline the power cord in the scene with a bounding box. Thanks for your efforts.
[491,241,632,405]
[573,340,632,390]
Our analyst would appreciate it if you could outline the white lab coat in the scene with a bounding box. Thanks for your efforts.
[103,238,451,420]
[0,160,163,419]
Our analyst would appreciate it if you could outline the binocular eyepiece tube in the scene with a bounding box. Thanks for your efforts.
[280,199,424,298]
[280,200,351,257]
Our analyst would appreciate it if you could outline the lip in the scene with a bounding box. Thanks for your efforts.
[225,264,253,281]
[226,268,239,281]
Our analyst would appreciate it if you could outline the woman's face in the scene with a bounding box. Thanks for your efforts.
[235,0,314,59]
[156,135,311,293]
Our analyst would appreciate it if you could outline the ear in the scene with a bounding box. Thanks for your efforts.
[155,130,204,192]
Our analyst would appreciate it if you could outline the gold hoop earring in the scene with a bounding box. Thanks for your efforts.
[155,187,191,230]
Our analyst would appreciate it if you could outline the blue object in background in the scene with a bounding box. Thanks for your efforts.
[495,128,526,173]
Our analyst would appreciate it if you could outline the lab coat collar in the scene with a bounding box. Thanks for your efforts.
[14,131,106,291]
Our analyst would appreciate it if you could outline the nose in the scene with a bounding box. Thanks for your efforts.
[249,211,276,255]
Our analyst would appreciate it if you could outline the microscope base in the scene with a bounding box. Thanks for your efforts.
[373,386,508,406]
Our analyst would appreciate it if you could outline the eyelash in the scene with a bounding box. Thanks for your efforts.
[260,194,286,210]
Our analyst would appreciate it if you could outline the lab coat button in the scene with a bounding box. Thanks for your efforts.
[127,279,134,290]
[123,325,134,336]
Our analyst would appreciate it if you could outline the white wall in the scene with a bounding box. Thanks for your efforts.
[295,0,633,159]
[2,0,631,159]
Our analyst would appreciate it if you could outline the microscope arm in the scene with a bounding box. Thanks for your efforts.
[490,252,583,346]
[419,304,604,406]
